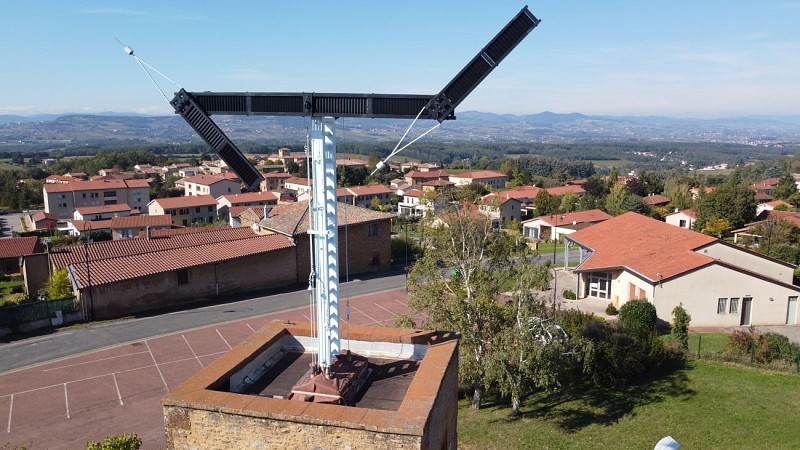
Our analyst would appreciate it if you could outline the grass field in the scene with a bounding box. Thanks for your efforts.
[458,359,800,449]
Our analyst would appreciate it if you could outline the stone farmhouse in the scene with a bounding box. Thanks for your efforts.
[567,212,800,327]
[50,227,296,320]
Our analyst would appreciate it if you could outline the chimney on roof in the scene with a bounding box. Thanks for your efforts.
[146,225,152,240]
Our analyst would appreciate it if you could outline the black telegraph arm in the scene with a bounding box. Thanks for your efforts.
[170,6,540,187]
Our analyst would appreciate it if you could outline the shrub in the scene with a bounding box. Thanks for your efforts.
[562,289,576,300]
[556,309,605,336]
[45,269,73,300]
[671,303,691,350]
[757,332,797,363]
[725,328,754,358]
[619,299,657,339]
[4,293,29,306]
[605,303,618,315]
[578,321,646,387]
[87,433,142,450]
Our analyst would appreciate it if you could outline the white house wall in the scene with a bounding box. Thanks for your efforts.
[655,263,799,327]
[698,242,794,284]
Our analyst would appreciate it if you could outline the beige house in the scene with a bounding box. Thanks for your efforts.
[43,179,151,218]
[567,212,800,327]
[339,184,393,209]
[522,209,611,241]
[73,204,136,221]
[183,174,241,198]
[478,194,522,223]
[148,195,218,226]
[448,170,507,190]
[260,172,293,192]
[665,208,696,230]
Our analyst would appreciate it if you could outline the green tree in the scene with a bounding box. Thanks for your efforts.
[486,266,569,417]
[671,303,691,350]
[694,172,756,230]
[702,217,732,237]
[534,190,559,217]
[87,433,142,450]
[604,183,630,216]
[772,174,798,200]
[45,269,74,300]
[407,210,518,409]
[559,192,581,213]
[452,184,489,203]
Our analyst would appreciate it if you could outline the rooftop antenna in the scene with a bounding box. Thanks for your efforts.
[123,6,540,405]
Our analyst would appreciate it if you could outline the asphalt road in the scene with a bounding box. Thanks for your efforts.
[0,270,408,374]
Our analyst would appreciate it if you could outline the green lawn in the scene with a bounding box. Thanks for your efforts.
[458,360,800,449]
[689,332,729,356]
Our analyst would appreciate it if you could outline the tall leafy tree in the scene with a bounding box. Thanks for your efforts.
[407,211,519,409]
[694,172,756,230]
[772,174,798,201]
[534,190,559,217]
[605,183,630,216]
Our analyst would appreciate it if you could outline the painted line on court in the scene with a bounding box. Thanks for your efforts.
[216,329,232,350]
[144,340,168,392]
[182,335,203,369]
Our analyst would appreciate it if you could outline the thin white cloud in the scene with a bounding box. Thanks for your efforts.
[78,8,151,16]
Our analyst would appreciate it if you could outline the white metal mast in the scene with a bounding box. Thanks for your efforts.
[309,117,340,370]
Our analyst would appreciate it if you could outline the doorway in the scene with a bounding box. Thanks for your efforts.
[787,296,798,325]
[740,297,752,326]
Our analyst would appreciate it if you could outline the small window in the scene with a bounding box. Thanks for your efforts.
[717,298,727,314]
[729,297,739,314]
[208,206,213,212]
[195,207,201,213]
[368,223,378,237]
[176,269,189,285]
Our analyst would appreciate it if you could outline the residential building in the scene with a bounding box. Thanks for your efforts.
[229,206,269,228]
[43,179,151,218]
[51,227,296,320]
[448,170,507,190]
[65,219,113,237]
[665,208,696,230]
[420,179,455,194]
[73,204,136,221]
[398,189,424,217]
[110,215,173,240]
[478,194,522,224]
[183,174,241,198]
[216,191,278,216]
[567,212,800,327]
[267,147,306,167]
[522,209,612,241]
[283,177,312,196]
[28,211,58,231]
[643,194,671,207]
[260,172,293,192]
[757,199,792,215]
[0,236,43,274]
[404,170,449,187]
[339,184,393,209]
[256,202,394,284]
[148,195,218,226]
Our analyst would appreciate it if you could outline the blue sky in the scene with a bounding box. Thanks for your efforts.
[2,1,799,118]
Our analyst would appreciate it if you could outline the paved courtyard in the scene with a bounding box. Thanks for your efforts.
[0,288,414,449]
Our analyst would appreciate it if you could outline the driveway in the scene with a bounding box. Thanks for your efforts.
[0,211,28,237]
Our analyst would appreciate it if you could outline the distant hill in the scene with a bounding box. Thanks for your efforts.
[2,111,800,151]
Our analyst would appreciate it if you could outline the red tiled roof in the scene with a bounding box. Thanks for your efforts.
[0,236,43,258]
[643,194,671,205]
[43,178,149,193]
[765,200,793,208]
[110,215,173,229]
[218,191,278,204]
[344,185,393,196]
[67,234,293,288]
[284,177,311,186]
[666,208,696,218]
[68,219,113,232]
[568,212,717,282]
[494,186,542,201]
[404,189,423,198]
[449,170,506,180]
[545,185,586,197]
[32,212,59,222]
[50,226,260,270]
[183,175,232,186]
[149,195,217,209]
[263,172,293,179]
[526,209,612,225]
[75,204,134,215]
[259,202,394,236]
[755,191,773,201]
[405,170,449,178]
